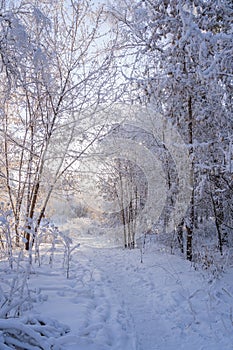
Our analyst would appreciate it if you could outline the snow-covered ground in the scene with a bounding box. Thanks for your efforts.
[1,220,233,349]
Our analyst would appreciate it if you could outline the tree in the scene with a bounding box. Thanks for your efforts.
[110,0,233,260]
[0,0,118,250]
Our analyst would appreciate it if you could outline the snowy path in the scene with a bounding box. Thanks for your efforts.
[29,235,233,350]
[90,247,198,350]
[30,245,136,350]
[87,243,233,350]
[91,248,171,350]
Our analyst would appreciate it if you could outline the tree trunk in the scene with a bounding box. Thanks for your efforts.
[210,189,223,255]
[186,96,194,261]
[176,219,184,254]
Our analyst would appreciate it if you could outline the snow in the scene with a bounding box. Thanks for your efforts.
[1,225,233,349]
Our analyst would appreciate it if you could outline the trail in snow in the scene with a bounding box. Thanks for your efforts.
[30,245,135,350]
[28,232,233,350]
[82,239,233,350]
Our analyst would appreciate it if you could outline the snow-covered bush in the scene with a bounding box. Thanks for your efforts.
[0,222,73,349]
[0,315,70,349]
[58,230,80,279]
[192,247,225,280]
[25,220,81,278]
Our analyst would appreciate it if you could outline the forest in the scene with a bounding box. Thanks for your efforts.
[0,1,232,349]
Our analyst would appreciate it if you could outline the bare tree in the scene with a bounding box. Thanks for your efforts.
[0,0,118,250]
